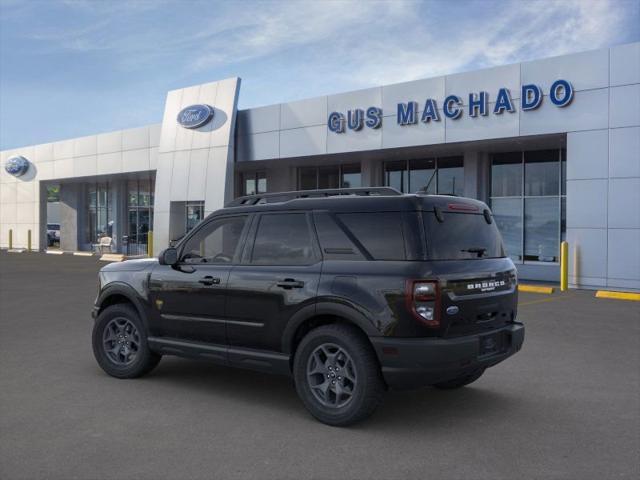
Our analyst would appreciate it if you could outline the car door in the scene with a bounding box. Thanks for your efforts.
[148,214,250,345]
[225,211,322,352]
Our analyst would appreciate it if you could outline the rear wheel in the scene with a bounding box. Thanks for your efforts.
[432,369,485,389]
[293,324,384,426]
[92,304,161,379]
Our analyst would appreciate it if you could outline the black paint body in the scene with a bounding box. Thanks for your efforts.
[93,194,524,389]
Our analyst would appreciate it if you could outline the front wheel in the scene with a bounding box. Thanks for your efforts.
[293,324,384,427]
[92,303,161,379]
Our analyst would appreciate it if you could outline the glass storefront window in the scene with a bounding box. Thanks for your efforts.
[491,198,523,261]
[341,164,362,188]
[491,152,522,197]
[490,149,566,264]
[241,172,267,196]
[384,156,463,195]
[86,182,113,244]
[186,202,204,232]
[126,177,155,255]
[524,150,560,196]
[298,164,361,190]
[437,156,464,196]
[409,159,436,194]
[524,197,560,262]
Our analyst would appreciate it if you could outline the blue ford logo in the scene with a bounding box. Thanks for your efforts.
[176,104,214,129]
[446,306,459,315]
[5,156,30,177]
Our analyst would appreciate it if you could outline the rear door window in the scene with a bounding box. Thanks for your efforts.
[337,212,406,260]
[251,213,316,265]
[424,212,505,260]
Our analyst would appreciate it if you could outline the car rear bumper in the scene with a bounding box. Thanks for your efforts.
[370,323,524,390]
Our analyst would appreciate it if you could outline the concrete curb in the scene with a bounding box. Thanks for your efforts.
[518,284,555,294]
[595,290,640,302]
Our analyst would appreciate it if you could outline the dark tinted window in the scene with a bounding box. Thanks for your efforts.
[424,212,505,260]
[313,212,365,261]
[182,216,247,264]
[251,214,315,265]
[337,212,406,260]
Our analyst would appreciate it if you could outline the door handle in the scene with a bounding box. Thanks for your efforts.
[276,278,305,289]
[198,276,221,286]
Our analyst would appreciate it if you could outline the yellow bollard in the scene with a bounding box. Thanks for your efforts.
[147,230,153,258]
[560,241,568,292]
[8,229,12,250]
[28,229,32,252]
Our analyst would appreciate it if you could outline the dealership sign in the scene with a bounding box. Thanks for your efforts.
[328,79,573,133]
[4,156,30,177]
[177,104,214,129]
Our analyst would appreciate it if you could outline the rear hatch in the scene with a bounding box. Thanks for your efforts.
[422,203,518,338]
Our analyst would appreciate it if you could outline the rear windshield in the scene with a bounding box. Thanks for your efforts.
[423,211,505,260]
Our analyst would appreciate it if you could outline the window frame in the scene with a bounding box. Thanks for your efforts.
[297,164,362,190]
[383,156,464,195]
[241,211,321,266]
[177,213,251,265]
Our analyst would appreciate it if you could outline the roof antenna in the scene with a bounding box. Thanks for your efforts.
[417,170,437,194]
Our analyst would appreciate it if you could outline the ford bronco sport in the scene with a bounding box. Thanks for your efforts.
[92,187,524,426]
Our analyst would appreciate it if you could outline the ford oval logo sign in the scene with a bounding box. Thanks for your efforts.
[5,156,30,177]
[176,104,214,129]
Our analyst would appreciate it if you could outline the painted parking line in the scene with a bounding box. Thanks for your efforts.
[519,293,576,307]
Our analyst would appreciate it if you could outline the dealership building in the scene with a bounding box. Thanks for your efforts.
[1,42,639,291]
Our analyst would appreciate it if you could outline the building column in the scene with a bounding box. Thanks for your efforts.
[463,151,490,202]
[59,183,81,251]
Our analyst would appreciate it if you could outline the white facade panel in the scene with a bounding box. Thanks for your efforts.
[608,178,640,228]
[609,127,640,178]
[73,135,97,157]
[610,43,640,87]
[446,105,519,142]
[122,148,150,173]
[73,154,97,178]
[566,130,609,180]
[521,48,610,92]
[609,84,640,128]
[566,179,608,229]
[149,124,161,147]
[280,126,327,158]
[382,118,445,149]
[566,228,608,279]
[96,152,122,175]
[97,131,122,154]
[53,158,74,178]
[169,150,190,201]
[237,131,279,162]
[187,148,208,201]
[122,126,150,151]
[238,104,280,135]
[446,64,521,100]
[327,124,381,154]
[382,77,445,113]
[34,143,54,163]
[608,229,640,280]
[281,97,327,130]
[53,140,74,160]
[328,87,382,114]
[519,88,609,135]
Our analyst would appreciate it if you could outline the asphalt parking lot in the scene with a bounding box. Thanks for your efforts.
[0,251,638,480]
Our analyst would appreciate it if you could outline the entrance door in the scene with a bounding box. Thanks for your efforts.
[148,214,250,344]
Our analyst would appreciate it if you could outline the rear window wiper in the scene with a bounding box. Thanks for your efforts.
[461,247,487,258]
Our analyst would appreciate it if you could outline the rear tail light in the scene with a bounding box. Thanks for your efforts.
[406,280,440,327]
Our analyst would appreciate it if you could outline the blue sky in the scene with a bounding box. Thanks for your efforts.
[1,0,639,150]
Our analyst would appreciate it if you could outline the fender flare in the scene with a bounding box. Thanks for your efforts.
[281,300,379,354]
[96,282,150,330]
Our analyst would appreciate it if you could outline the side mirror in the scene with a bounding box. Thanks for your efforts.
[158,247,178,266]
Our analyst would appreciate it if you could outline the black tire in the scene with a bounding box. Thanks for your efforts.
[293,324,384,427]
[92,303,161,379]
[432,369,485,390]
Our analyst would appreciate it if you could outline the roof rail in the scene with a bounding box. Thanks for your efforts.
[226,187,402,207]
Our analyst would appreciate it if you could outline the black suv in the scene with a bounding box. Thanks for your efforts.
[92,187,524,426]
